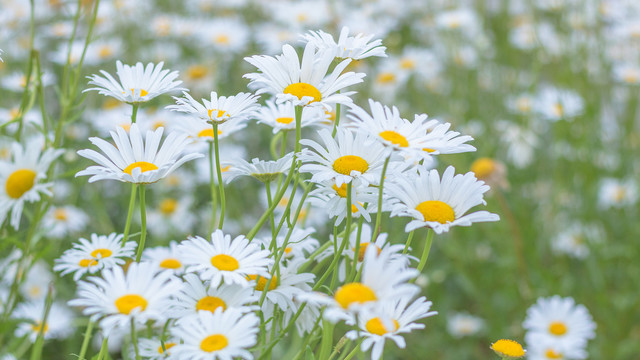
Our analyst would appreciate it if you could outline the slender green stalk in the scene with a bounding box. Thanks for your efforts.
[213,122,226,228]
[294,106,303,153]
[373,155,391,239]
[402,230,415,255]
[135,185,147,262]
[318,320,334,360]
[122,184,137,245]
[331,100,341,137]
[208,142,218,233]
[29,284,53,360]
[96,337,109,360]
[416,229,434,274]
[347,216,365,282]
[327,336,350,360]
[269,131,283,159]
[131,318,141,360]
[298,240,333,272]
[340,340,363,360]
[131,104,139,123]
[77,319,94,360]
[331,182,353,289]
[265,181,276,249]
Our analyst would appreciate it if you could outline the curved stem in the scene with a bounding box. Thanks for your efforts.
[135,185,147,262]
[77,319,94,360]
[331,182,353,289]
[416,229,434,274]
[122,183,137,245]
[213,122,226,228]
[402,230,415,255]
[208,143,218,233]
[130,318,140,360]
[373,155,391,239]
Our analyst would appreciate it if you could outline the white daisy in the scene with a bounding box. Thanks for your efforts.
[525,335,588,360]
[533,86,584,121]
[137,337,179,359]
[170,308,259,360]
[223,152,293,184]
[167,273,257,319]
[76,124,203,184]
[146,196,195,237]
[244,42,365,108]
[447,312,485,338]
[302,26,387,60]
[387,166,500,233]
[41,205,89,238]
[299,128,389,187]
[142,241,186,274]
[345,296,437,360]
[256,227,318,263]
[0,139,63,229]
[179,229,273,288]
[54,233,136,281]
[167,91,260,124]
[68,262,180,336]
[597,178,637,208]
[20,261,53,301]
[255,100,327,134]
[85,61,185,104]
[308,180,379,225]
[12,301,75,342]
[176,116,248,145]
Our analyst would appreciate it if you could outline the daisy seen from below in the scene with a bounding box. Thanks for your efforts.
[387,166,500,234]
[302,26,387,60]
[170,308,259,360]
[68,262,180,336]
[85,60,185,104]
[179,229,273,288]
[244,42,365,107]
[223,152,293,183]
[54,233,136,281]
[0,139,63,229]
[12,301,74,342]
[255,100,327,133]
[167,91,260,124]
[346,296,437,360]
[490,339,527,359]
[76,123,203,184]
[299,128,389,187]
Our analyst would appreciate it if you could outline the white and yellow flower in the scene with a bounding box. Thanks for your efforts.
[12,301,74,343]
[142,241,186,274]
[302,26,387,60]
[167,91,260,124]
[223,153,293,184]
[137,337,180,360]
[41,205,89,238]
[255,100,327,134]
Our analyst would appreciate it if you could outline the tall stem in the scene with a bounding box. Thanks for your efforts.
[373,155,391,239]
[402,230,415,255]
[208,142,218,233]
[213,122,226,228]
[122,183,137,245]
[130,318,140,360]
[416,229,434,274]
[77,319,94,360]
[131,104,139,124]
[135,185,147,262]
[331,99,341,137]
[331,182,353,288]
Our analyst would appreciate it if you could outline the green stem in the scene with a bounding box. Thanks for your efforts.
[295,106,302,153]
[96,337,109,360]
[135,185,147,262]
[318,320,334,360]
[208,142,218,233]
[77,319,94,360]
[213,122,226,228]
[347,216,365,282]
[29,284,53,360]
[416,229,434,274]
[332,102,341,137]
[341,340,363,360]
[131,318,140,360]
[402,230,415,255]
[131,104,139,124]
[331,182,353,289]
[266,181,276,249]
[122,184,137,245]
[373,155,391,239]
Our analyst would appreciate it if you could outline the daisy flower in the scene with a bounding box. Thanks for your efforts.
[523,296,596,349]
[255,100,327,134]
[345,296,437,360]
[12,301,74,342]
[76,124,203,184]
[68,262,180,336]
[142,241,186,274]
[54,233,136,281]
[147,196,195,237]
[525,336,588,360]
[302,26,387,60]
[176,116,248,145]
[137,337,179,359]
[0,139,63,229]
[223,152,293,183]
[299,128,389,187]
[85,61,185,104]
[41,205,89,238]
[170,308,259,360]
[244,42,365,108]
[256,227,318,263]
[167,91,260,124]
[167,273,257,319]
[533,86,584,121]
[179,229,273,288]
[447,312,485,338]
[386,166,500,233]
[308,179,379,225]
[20,262,53,301]
[490,339,527,359]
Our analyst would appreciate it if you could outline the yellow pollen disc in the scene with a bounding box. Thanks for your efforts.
[130,88,148,97]
[276,117,294,124]
[196,296,227,313]
[545,349,563,359]
[365,317,399,335]
[5,169,37,199]
[553,103,564,117]
[332,155,369,176]
[159,258,182,269]
[103,98,121,110]
[352,242,381,262]
[78,259,99,267]
[120,123,132,132]
[90,248,113,258]
[208,109,228,120]
[247,274,277,291]
[351,203,360,213]
[159,198,178,215]
[283,82,322,103]
[296,13,308,22]
[123,161,158,175]
[332,183,348,198]
[624,73,639,83]
[376,72,396,84]
[200,334,228,352]
[400,58,416,69]
[31,322,49,334]
[210,254,239,271]
[334,283,377,309]
[517,98,531,112]
[157,343,176,354]
[114,294,148,315]
[9,108,20,120]
[98,46,113,58]
[548,321,568,336]
[415,200,455,224]
[379,130,409,147]
[470,158,496,180]
[614,187,626,202]
[221,165,231,172]
[491,339,526,358]
[187,65,208,80]
[284,247,293,255]
[422,148,436,153]
[53,208,68,221]
[197,128,222,138]
[215,34,230,44]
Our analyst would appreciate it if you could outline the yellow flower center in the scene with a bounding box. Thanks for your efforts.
[517,97,531,112]
[283,82,322,103]
[400,58,416,69]
[9,108,20,120]
[98,46,113,58]
[5,169,37,199]
[470,158,496,180]
[284,247,293,255]
[187,65,208,80]
[422,148,436,153]
[276,117,294,124]
[197,128,222,138]
[31,322,49,334]
[247,274,278,291]
[90,248,112,258]
[221,165,231,172]
[53,208,68,221]
[123,161,158,175]
[114,294,148,315]
[376,72,396,84]
[196,296,227,313]
[352,242,380,262]
[332,155,369,176]
[159,198,178,215]
[545,349,563,359]
[78,259,99,267]
[128,88,148,97]
[334,283,377,309]
[159,258,182,269]
[552,103,564,117]
[200,334,228,352]
[379,130,409,147]
[215,34,230,45]
[549,321,568,336]
[491,339,526,358]
[332,183,348,198]
[210,254,239,271]
[208,109,229,120]
[365,317,399,335]
[415,200,455,224]
[157,343,176,354]
[103,98,121,110]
